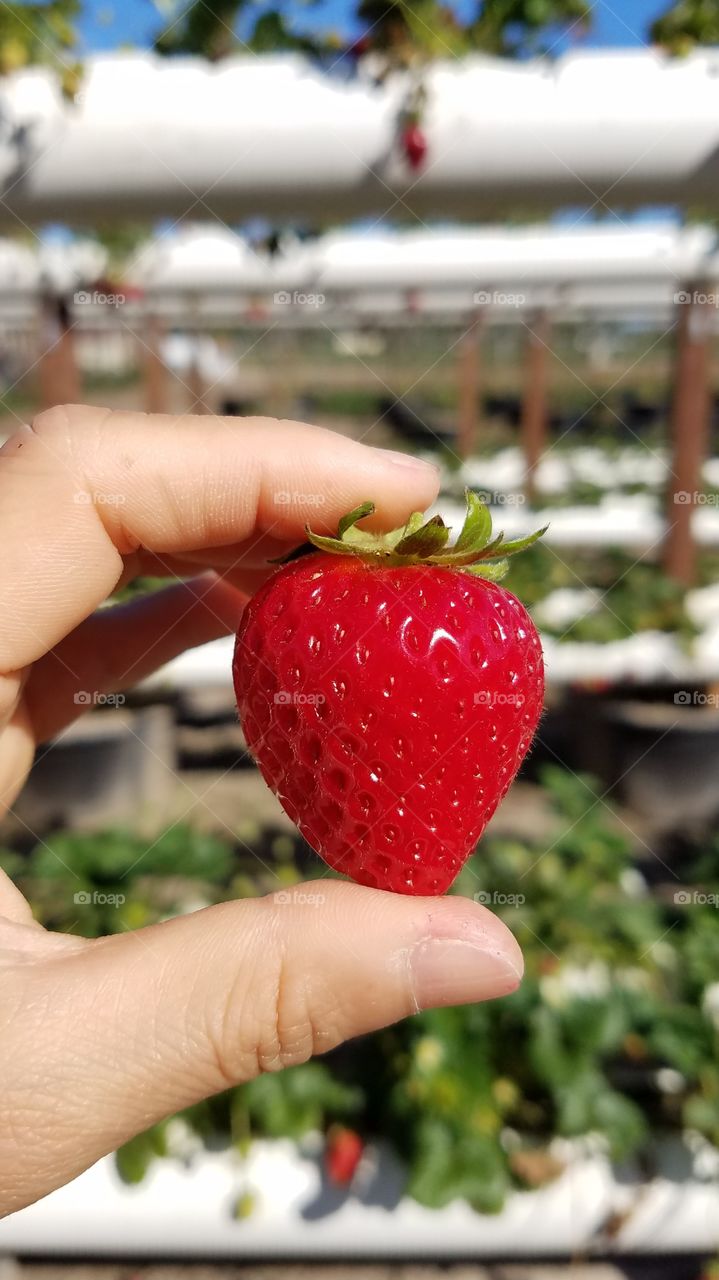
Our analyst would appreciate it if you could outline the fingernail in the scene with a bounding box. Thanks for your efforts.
[371,447,440,475]
[410,935,522,1010]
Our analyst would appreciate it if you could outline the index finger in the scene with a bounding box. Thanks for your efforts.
[0,405,439,672]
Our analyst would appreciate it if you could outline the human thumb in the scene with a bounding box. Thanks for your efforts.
[1,881,522,1213]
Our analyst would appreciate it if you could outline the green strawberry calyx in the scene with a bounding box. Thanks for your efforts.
[278,490,547,582]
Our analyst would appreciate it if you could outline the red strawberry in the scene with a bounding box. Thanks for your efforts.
[325,1126,364,1185]
[348,35,371,57]
[233,492,545,896]
[401,122,428,170]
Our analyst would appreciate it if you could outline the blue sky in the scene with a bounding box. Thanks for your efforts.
[78,1,672,54]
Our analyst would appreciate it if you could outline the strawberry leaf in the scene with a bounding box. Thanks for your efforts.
[454,489,493,553]
[394,515,450,557]
[465,559,510,582]
[497,526,549,557]
[290,489,547,578]
[338,501,375,538]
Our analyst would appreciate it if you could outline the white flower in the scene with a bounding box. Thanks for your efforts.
[415,1036,444,1071]
[616,966,652,993]
[620,868,647,899]
[702,982,719,1030]
[540,961,611,1008]
[655,1068,685,1095]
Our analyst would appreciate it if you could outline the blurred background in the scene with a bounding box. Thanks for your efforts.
[1,1,719,1277]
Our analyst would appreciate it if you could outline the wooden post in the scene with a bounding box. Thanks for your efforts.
[143,312,168,415]
[457,311,483,460]
[664,285,712,587]
[521,309,551,500]
[186,294,210,414]
[186,352,208,413]
[37,296,81,410]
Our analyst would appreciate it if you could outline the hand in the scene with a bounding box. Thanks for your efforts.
[0,405,523,1216]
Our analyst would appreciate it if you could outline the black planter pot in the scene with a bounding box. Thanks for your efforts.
[603,699,719,832]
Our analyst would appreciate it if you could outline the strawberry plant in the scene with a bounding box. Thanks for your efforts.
[7,764,719,1210]
[505,545,699,644]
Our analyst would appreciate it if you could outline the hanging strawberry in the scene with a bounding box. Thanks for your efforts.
[325,1126,365,1186]
[401,119,428,171]
[348,34,371,58]
[400,77,429,172]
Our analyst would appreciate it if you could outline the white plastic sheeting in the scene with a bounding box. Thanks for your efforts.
[0,1136,717,1258]
[0,235,107,293]
[1,222,717,317]
[131,224,270,291]
[296,224,717,292]
[127,222,719,316]
[5,51,719,220]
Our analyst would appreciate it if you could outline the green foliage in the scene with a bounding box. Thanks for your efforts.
[241,1064,363,1140]
[469,0,591,56]
[554,565,696,645]
[154,0,317,59]
[154,0,245,60]
[504,544,698,644]
[154,0,592,62]
[408,1119,509,1212]
[88,222,152,274]
[0,2,82,95]
[112,575,169,603]
[116,1122,169,1185]
[13,764,719,1211]
[651,0,719,53]
[21,825,234,936]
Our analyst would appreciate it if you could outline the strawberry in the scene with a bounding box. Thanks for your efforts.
[233,492,545,896]
[401,121,428,170]
[324,1126,364,1186]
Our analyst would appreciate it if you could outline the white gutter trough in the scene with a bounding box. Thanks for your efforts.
[6,50,719,221]
[0,1137,717,1258]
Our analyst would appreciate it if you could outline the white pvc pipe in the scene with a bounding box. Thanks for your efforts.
[6,51,719,221]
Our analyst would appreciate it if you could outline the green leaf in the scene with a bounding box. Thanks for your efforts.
[338,501,375,538]
[401,510,426,540]
[497,526,550,557]
[394,515,450,558]
[454,489,493,553]
[464,559,510,582]
[115,1128,164,1185]
[240,1062,362,1140]
[408,1119,509,1213]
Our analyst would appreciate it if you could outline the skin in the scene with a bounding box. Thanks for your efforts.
[0,405,523,1218]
